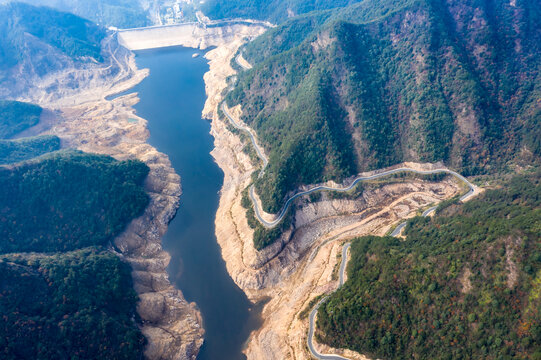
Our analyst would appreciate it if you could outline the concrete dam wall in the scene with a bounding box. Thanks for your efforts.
[117,23,267,51]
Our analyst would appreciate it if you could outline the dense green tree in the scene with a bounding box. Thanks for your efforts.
[317,172,541,359]
[227,0,541,214]
[0,135,61,164]
[0,100,42,138]
[0,150,150,253]
[0,248,145,360]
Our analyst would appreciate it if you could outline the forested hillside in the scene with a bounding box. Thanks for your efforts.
[0,2,106,69]
[227,0,541,213]
[0,102,150,357]
[0,249,145,360]
[0,150,149,253]
[201,0,360,23]
[0,100,42,138]
[317,171,541,359]
[0,135,60,164]
[0,100,62,164]
[0,151,150,358]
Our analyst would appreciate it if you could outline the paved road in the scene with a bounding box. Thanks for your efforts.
[250,167,476,229]
[235,54,252,71]
[306,200,442,359]
[227,51,476,230]
[390,204,438,237]
[221,103,268,172]
[226,47,477,358]
[390,221,408,237]
[422,205,438,217]
[225,53,477,230]
[338,243,351,287]
[307,243,351,360]
[227,42,477,359]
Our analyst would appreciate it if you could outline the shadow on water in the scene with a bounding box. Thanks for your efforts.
[127,46,262,360]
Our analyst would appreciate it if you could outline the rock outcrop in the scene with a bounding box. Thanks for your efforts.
[2,33,205,360]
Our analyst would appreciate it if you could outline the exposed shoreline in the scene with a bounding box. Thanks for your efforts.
[6,34,209,359]
[4,20,473,360]
[39,24,268,359]
[20,23,268,359]
[201,37,471,360]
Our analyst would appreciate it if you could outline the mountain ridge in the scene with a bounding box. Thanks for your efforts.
[227,0,541,213]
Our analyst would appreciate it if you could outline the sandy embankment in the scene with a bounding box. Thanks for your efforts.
[202,39,465,359]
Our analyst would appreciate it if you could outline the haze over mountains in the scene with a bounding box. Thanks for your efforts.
[201,0,362,23]
[0,2,105,68]
[0,2,113,100]
[4,0,150,27]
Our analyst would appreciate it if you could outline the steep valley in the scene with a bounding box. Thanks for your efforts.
[1,0,539,359]
[0,10,269,358]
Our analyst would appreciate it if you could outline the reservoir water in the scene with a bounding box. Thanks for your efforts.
[127,46,261,360]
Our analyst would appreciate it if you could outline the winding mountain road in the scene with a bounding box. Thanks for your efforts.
[221,102,268,171]
[221,82,475,230]
[235,54,252,71]
[422,205,438,217]
[307,198,448,359]
[250,167,476,229]
[307,243,351,360]
[390,221,408,237]
[227,46,478,360]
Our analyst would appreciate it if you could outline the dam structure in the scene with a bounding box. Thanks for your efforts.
[116,20,270,51]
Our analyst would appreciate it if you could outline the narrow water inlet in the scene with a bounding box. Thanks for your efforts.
[126,46,262,360]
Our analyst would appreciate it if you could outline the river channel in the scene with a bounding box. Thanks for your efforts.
[127,46,261,360]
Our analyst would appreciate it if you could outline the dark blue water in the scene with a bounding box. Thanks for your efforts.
[128,46,261,360]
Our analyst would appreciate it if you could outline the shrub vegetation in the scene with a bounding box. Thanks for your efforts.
[317,172,541,359]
